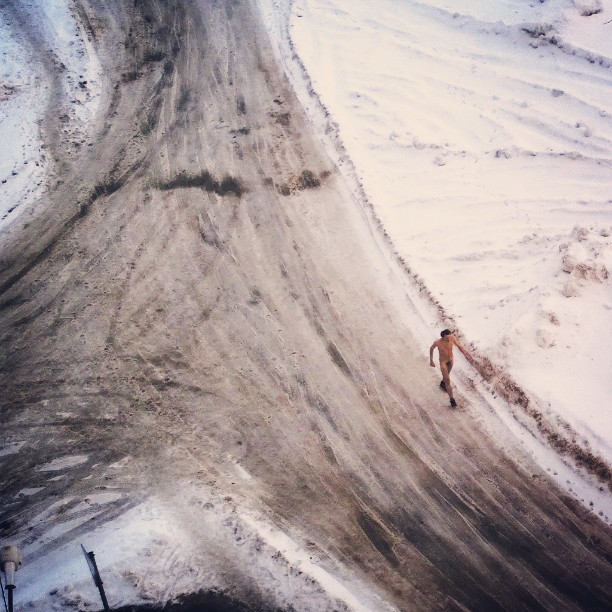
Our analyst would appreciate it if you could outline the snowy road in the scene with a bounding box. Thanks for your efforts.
[0,1,611,609]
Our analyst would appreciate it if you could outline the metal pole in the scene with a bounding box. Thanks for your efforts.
[0,546,21,612]
[89,552,110,612]
[81,545,110,611]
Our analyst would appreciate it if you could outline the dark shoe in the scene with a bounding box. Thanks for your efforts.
[450,398,457,408]
[439,380,446,391]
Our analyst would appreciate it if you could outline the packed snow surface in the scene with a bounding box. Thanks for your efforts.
[287,0,612,463]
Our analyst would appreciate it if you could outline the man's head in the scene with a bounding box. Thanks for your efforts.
[440,329,452,338]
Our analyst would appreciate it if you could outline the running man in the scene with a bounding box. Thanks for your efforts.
[430,329,471,407]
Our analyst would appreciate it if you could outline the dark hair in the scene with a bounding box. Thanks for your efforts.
[440,329,452,337]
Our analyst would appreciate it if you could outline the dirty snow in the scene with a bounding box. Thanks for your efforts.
[37,454,89,472]
[17,486,394,611]
[0,440,27,457]
[0,0,102,226]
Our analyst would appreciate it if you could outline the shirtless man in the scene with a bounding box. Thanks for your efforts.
[430,329,471,407]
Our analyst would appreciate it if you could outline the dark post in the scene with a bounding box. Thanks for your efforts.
[6,585,13,612]
[0,545,22,612]
[81,544,111,611]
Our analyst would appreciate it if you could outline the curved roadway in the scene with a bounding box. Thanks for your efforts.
[0,1,610,609]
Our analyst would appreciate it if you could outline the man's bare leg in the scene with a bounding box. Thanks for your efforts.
[441,361,456,407]
[440,361,452,397]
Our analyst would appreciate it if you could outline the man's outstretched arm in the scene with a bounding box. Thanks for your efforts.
[455,340,472,363]
[429,342,437,367]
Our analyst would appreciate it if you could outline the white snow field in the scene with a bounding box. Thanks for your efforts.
[284,0,612,464]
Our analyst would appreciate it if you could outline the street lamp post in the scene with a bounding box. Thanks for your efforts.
[0,546,22,612]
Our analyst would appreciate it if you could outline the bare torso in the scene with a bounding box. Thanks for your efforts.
[433,337,455,364]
